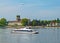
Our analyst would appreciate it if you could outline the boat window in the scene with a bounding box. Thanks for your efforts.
[15,30,33,32]
[28,30,32,32]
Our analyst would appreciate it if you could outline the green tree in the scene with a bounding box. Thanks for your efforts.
[31,20,37,26]
[0,18,7,26]
[57,18,60,23]
[43,20,48,25]
[21,18,29,26]
[47,20,51,24]
[40,20,45,25]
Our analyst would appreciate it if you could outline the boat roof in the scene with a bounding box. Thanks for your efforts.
[20,27,32,30]
[14,27,32,31]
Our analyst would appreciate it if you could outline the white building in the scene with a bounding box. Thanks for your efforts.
[47,21,60,27]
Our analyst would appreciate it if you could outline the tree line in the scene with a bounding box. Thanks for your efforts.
[0,17,60,26]
[21,18,60,26]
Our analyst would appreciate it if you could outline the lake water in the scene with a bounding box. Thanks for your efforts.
[0,27,60,43]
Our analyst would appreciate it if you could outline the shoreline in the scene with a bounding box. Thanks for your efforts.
[5,26,60,29]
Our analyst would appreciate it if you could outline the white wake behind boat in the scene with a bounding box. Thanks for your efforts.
[12,27,39,34]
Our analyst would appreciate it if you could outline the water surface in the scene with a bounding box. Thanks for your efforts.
[0,27,60,43]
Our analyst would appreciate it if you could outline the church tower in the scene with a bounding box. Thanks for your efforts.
[16,15,20,21]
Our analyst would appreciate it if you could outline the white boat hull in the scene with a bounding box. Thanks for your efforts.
[11,27,39,34]
[11,30,38,34]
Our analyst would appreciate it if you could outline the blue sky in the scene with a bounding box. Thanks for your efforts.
[0,0,60,20]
